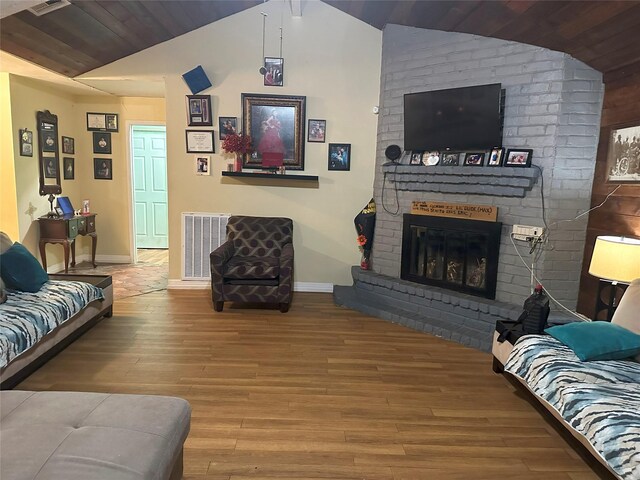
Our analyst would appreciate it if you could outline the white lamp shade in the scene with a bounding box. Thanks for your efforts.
[589,236,640,283]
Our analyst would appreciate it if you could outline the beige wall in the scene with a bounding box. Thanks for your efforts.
[4,74,165,268]
[8,75,83,266]
[84,1,382,285]
[70,96,165,259]
[0,73,19,240]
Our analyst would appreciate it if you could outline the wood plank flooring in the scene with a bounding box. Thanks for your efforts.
[18,291,603,480]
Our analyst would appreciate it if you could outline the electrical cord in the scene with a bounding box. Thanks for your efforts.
[509,233,590,322]
[381,161,400,216]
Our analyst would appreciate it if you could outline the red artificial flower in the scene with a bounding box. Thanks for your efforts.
[356,234,367,247]
[222,133,253,154]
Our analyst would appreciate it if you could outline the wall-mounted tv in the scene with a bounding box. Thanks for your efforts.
[404,83,503,152]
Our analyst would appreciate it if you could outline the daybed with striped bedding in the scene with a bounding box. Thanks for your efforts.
[0,278,112,388]
[505,335,640,480]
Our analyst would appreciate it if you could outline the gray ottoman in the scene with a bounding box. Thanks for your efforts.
[0,391,191,480]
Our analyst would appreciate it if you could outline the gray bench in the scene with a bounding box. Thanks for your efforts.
[0,391,190,480]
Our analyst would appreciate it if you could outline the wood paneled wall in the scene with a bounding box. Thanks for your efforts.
[576,69,640,317]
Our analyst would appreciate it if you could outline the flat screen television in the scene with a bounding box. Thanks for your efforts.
[404,83,503,151]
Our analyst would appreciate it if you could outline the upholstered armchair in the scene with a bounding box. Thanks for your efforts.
[210,216,294,313]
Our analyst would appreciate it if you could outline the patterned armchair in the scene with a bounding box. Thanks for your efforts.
[210,216,294,313]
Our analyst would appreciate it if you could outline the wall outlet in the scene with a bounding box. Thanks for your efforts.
[512,224,544,241]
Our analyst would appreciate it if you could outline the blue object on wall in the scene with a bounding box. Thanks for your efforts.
[182,65,212,94]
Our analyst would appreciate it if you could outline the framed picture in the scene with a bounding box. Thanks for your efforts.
[308,119,326,143]
[241,93,306,170]
[55,206,64,216]
[19,128,33,157]
[63,157,74,180]
[328,143,351,171]
[423,151,440,166]
[40,121,57,153]
[487,147,504,166]
[43,156,58,178]
[87,112,118,131]
[186,95,212,126]
[441,152,459,166]
[186,130,215,153]
[504,148,533,167]
[410,152,423,165]
[607,123,640,183]
[94,158,112,180]
[93,132,112,154]
[82,199,90,214]
[219,117,237,140]
[105,114,118,132]
[263,57,284,87]
[61,136,75,154]
[195,155,211,176]
[464,152,485,166]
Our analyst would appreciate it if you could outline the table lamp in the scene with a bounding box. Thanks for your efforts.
[588,235,640,321]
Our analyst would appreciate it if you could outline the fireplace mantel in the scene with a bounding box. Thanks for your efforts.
[382,165,540,198]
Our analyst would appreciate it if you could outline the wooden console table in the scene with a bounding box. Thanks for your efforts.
[38,214,97,273]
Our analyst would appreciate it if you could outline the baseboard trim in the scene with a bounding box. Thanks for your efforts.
[167,280,334,293]
[168,279,210,289]
[96,255,131,263]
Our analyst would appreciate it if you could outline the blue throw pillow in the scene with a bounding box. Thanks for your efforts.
[546,322,640,361]
[0,242,49,292]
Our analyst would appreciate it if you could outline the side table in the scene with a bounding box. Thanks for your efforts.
[38,214,97,273]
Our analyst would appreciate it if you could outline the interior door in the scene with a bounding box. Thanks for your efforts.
[132,125,168,249]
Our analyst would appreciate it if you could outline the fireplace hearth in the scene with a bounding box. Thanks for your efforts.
[401,214,502,299]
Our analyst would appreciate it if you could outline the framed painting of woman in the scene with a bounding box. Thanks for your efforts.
[241,93,306,170]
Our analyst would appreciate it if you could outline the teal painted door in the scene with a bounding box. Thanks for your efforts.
[132,126,168,248]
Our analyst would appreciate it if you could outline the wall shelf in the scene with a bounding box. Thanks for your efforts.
[382,165,540,198]
[221,171,319,184]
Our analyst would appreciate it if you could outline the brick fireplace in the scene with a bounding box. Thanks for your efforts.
[334,26,604,351]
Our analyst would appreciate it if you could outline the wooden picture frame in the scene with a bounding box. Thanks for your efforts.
[328,143,351,171]
[186,95,212,126]
[94,158,112,180]
[19,128,33,157]
[93,132,112,154]
[186,129,215,153]
[263,57,284,87]
[219,117,237,140]
[606,123,640,183]
[504,148,533,167]
[308,119,326,143]
[487,147,504,166]
[63,157,74,180]
[464,152,485,166]
[241,93,306,170]
[61,136,75,154]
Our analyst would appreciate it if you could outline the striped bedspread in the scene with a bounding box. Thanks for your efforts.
[0,281,104,369]
[505,335,640,480]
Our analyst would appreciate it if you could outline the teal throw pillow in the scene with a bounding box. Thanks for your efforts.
[0,242,49,293]
[546,321,640,361]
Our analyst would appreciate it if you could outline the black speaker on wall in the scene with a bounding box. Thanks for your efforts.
[182,65,212,94]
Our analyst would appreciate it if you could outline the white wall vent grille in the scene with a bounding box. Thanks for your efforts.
[182,212,230,281]
[28,0,70,16]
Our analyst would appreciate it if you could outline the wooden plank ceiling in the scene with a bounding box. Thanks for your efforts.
[1,0,640,79]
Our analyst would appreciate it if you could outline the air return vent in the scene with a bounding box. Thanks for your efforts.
[28,0,70,16]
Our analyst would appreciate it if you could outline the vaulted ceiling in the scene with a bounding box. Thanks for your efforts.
[2,0,640,83]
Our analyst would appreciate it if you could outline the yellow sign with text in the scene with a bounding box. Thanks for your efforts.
[411,201,498,222]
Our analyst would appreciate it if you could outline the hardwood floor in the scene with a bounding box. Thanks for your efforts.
[18,292,603,480]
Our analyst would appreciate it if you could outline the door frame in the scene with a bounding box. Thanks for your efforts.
[126,121,167,264]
